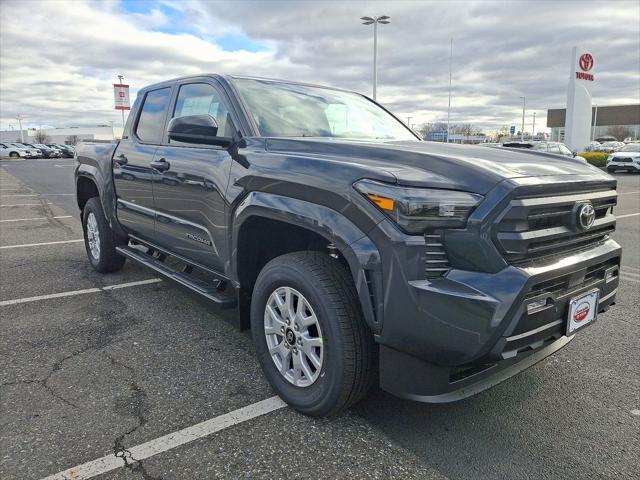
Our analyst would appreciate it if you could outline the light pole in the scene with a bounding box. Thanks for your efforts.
[407,116,412,126]
[519,96,526,141]
[361,15,390,101]
[447,38,453,144]
[108,120,115,140]
[117,74,126,128]
[592,104,598,141]
[532,111,536,139]
[16,115,25,143]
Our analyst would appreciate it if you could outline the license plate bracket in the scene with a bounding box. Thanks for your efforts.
[567,288,599,335]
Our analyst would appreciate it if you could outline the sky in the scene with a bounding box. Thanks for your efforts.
[0,0,639,134]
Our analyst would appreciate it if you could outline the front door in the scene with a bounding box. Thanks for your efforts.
[152,81,236,271]
[114,86,172,241]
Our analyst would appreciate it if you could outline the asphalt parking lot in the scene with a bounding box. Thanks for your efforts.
[1,157,638,480]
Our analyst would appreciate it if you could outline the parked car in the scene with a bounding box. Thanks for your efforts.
[18,143,51,158]
[0,142,31,158]
[75,74,621,416]
[34,143,63,158]
[8,143,42,158]
[598,141,625,153]
[48,144,74,157]
[595,135,618,143]
[584,141,602,152]
[607,143,640,173]
[501,141,587,161]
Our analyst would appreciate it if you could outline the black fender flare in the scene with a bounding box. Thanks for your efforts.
[76,164,127,238]
[231,191,384,333]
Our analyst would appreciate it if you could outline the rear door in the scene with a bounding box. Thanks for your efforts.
[151,80,237,271]
[114,86,172,241]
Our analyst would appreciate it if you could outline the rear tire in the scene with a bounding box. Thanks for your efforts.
[250,252,376,417]
[9,152,19,158]
[82,197,126,273]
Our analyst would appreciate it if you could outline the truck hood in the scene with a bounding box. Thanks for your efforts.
[265,138,610,194]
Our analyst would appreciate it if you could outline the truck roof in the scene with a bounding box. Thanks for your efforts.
[138,74,362,96]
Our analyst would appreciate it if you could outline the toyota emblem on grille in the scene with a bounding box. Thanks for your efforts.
[577,202,596,230]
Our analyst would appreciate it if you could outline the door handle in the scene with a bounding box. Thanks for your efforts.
[150,158,170,172]
[114,153,128,166]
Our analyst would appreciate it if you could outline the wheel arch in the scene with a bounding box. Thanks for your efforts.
[231,192,383,333]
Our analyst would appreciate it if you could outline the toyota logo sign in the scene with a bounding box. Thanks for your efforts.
[579,53,594,72]
[577,203,596,231]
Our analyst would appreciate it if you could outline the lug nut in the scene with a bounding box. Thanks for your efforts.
[280,326,285,333]
[294,324,299,331]
[297,338,302,346]
[292,347,298,354]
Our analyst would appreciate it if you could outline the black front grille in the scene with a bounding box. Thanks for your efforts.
[424,233,450,277]
[495,189,617,265]
[612,157,633,163]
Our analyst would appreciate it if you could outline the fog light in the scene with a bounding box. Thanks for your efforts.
[527,298,548,315]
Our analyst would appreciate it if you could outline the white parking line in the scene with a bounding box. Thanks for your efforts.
[0,193,74,197]
[1,203,54,207]
[618,191,640,195]
[0,239,84,249]
[0,215,72,223]
[0,278,162,306]
[40,396,286,480]
[616,213,640,219]
[620,274,640,284]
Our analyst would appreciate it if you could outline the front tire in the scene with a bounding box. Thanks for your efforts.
[9,152,20,158]
[82,197,126,273]
[250,252,376,416]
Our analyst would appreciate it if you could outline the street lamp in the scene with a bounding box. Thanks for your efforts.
[519,96,526,141]
[532,111,536,139]
[361,15,390,101]
[16,115,25,143]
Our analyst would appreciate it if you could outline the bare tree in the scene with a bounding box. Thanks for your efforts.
[607,125,632,141]
[460,124,474,142]
[65,135,80,146]
[33,130,51,144]
[416,122,447,138]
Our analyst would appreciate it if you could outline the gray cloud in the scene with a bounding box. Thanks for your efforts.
[1,0,638,132]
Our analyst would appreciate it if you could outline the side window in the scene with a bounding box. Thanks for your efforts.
[171,83,235,142]
[548,144,562,154]
[135,87,172,144]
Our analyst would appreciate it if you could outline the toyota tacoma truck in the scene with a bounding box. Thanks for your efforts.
[75,75,621,416]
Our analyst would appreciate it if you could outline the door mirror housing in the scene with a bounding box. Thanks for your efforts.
[167,114,232,147]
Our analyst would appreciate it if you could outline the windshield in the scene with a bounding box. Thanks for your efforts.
[619,144,640,152]
[233,78,417,141]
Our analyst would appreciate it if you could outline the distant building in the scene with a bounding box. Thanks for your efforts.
[547,104,640,142]
[0,126,123,144]
[424,131,489,144]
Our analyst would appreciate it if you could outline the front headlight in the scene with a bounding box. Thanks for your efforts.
[607,155,613,163]
[354,179,483,233]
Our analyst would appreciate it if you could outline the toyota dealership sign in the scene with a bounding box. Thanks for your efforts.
[113,83,130,111]
[576,53,595,81]
[564,46,596,151]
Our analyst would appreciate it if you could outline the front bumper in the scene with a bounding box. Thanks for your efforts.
[608,162,640,171]
[377,239,620,402]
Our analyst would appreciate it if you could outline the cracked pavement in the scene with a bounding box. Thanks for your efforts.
[0,159,638,479]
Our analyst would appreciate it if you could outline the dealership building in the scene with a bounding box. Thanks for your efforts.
[547,104,640,142]
[0,125,124,145]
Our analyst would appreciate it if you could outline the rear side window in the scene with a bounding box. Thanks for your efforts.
[136,87,172,143]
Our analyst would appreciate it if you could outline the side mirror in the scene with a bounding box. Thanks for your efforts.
[167,114,232,147]
[572,151,578,157]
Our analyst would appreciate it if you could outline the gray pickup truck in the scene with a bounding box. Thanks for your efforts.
[75,75,621,416]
